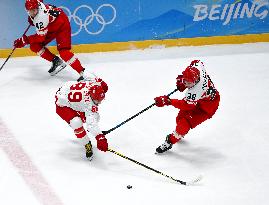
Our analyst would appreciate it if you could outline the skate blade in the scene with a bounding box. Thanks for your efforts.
[87,155,93,161]
[155,151,163,155]
[50,64,67,76]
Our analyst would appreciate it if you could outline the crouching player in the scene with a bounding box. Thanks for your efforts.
[154,60,220,153]
[55,73,108,160]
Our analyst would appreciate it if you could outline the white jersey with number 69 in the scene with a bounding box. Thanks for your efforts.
[55,81,102,136]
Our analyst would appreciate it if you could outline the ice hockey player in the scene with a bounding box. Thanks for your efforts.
[13,0,87,80]
[55,73,109,160]
[154,60,220,153]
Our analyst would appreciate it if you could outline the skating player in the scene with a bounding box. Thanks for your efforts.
[14,0,87,80]
[154,60,220,153]
[55,73,109,160]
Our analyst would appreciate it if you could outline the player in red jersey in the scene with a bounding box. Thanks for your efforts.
[154,60,220,153]
[14,0,87,80]
[55,73,109,160]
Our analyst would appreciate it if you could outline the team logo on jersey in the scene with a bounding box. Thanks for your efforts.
[60,4,116,36]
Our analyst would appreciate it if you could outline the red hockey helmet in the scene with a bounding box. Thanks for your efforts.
[25,0,39,10]
[89,85,105,102]
[182,65,200,84]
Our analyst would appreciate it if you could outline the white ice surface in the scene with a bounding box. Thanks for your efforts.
[1,43,269,205]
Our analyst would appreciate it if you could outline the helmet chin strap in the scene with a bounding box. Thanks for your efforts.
[195,77,200,85]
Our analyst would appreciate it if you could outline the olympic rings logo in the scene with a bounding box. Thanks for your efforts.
[60,4,116,36]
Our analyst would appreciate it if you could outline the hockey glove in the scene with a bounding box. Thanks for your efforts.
[14,35,29,48]
[95,78,108,93]
[96,134,108,152]
[176,75,187,92]
[100,80,108,93]
[154,96,171,107]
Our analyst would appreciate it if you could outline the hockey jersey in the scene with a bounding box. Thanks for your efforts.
[171,62,219,116]
[55,80,103,137]
[28,2,62,43]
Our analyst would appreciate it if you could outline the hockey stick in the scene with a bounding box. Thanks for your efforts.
[0,24,31,71]
[108,148,202,185]
[102,88,178,135]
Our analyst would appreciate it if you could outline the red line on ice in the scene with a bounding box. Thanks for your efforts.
[0,119,64,205]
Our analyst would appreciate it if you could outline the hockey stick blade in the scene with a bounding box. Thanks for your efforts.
[170,174,202,185]
[108,148,202,186]
[184,174,203,186]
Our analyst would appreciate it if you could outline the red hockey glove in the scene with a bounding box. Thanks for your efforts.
[154,96,171,107]
[176,75,186,92]
[14,35,29,48]
[96,78,108,93]
[96,134,108,152]
[100,80,108,93]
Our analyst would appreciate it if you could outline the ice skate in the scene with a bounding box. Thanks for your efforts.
[48,56,66,76]
[77,70,99,82]
[77,69,86,81]
[85,141,93,161]
[77,75,84,82]
[155,135,173,154]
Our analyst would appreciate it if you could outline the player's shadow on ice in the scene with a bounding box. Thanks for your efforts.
[19,65,77,82]
[166,140,225,168]
[59,139,109,169]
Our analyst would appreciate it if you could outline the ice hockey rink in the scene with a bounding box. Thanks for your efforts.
[0,42,269,205]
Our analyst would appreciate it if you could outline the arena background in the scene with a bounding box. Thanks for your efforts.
[0,0,269,57]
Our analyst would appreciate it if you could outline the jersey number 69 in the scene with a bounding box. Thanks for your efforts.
[68,82,86,102]
[68,92,82,102]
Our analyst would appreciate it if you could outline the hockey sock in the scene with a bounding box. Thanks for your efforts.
[69,116,86,138]
[175,118,190,135]
[169,132,184,144]
[37,47,55,62]
[59,50,84,73]
[74,126,87,138]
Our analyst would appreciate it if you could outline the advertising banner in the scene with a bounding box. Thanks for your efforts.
[0,0,268,49]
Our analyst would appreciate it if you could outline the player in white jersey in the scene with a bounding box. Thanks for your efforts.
[154,60,220,153]
[55,73,109,160]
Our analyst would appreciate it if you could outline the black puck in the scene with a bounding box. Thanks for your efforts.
[127,185,132,189]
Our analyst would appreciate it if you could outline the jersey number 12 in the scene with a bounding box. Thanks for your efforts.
[36,22,44,29]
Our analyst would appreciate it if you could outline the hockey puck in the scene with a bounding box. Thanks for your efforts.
[127,185,132,189]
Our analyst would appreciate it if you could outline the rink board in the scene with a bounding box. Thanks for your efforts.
[1,33,269,58]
